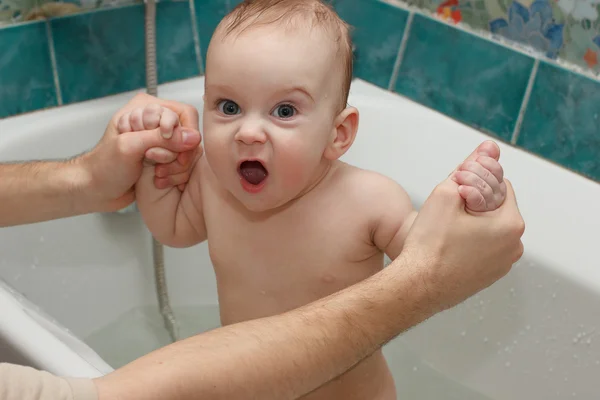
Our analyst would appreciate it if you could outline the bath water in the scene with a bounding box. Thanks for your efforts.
[84,305,492,400]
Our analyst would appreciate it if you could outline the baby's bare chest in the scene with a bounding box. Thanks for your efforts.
[202,191,381,291]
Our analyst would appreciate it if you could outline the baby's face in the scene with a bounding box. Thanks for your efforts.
[202,24,343,212]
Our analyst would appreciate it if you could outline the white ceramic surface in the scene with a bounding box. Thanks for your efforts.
[0,77,598,399]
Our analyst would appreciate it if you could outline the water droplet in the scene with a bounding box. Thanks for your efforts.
[549,367,554,372]
[461,331,466,337]
[595,360,599,365]
[30,264,36,270]
[526,325,531,330]
[33,256,39,264]
[513,340,518,345]
[572,392,576,397]
[260,290,266,295]
[552,293,557,298]
[39,236,45,243]
[573,354,579,359]
[538,284,543,289]
[580,324,585,329]
[565,377,569,382]
[479,316,484,321]
[505,362,511,367]
[480,300,484,306]
[483,337,489,343]
[504,346,510,352]
[496,342,501,346]
[413,366,418,372]
[555,279,559,283]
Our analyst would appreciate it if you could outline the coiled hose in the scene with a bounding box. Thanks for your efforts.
[145,0,179,343]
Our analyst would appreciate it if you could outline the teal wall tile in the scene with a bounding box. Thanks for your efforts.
[333,0,408,88]
[194,0,229,70]
[156,1,200,84]
[394,14,535,141]
[518,62,600,181]
[51,5,145,104]
[0,22,57,118]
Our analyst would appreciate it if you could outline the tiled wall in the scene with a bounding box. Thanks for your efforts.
[0,0,598,182]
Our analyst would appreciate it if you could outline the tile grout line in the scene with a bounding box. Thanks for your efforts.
[511,58,539,145]
[188,0,204,75]
[381,0,600,84]
[45,20,63,106]
[387,11,414,91]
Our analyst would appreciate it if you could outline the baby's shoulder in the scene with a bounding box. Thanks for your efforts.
[334,162,410,204]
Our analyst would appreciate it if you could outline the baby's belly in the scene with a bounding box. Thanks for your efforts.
[212,252,384,325]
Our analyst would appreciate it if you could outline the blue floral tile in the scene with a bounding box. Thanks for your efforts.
[193,0,229,70]
[51,5,145,104]
[489,0,564,59]
[0,21,57,118]
[156,1,200,84]
[333,0,409,89]
[518,62,600,181]
[394,14,535,141]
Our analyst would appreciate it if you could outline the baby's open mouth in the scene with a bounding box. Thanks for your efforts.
[239,160,268,186]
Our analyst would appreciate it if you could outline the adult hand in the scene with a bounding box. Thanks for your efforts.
[78,93,202,212]
[403,147,525,312]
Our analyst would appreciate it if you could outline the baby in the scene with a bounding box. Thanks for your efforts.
[119,1,507,399]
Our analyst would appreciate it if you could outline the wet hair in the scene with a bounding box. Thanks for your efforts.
[212,0,353,110]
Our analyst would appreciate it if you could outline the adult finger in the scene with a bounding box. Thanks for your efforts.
[119,126,201,160]
[144,147,179,164]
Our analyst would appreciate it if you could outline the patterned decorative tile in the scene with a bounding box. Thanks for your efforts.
[51,5,145,104]
[518,61,600,181]
[333,0,409,88]
[0,21,57,118]
[193,0,229,70]
[156,1,200,84]
[394,13,535,141]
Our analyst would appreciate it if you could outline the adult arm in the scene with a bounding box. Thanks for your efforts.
[93,178,524,400]
[0,94,201,227]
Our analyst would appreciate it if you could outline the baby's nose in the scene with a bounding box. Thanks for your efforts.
[235,122,267,145]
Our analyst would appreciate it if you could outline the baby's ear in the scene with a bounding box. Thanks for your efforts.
[324,106,359,160]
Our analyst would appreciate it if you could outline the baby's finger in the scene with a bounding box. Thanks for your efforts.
[159,108,180,139]
[459,161,501,197]
[454,170,494,211]
[144,147,178,164]
[155,158,190,178]
[117,112,132,133]
[154,169,192,189]
[143,104,163,130]
[458,185,486,212]
[477,155,504,183]
[130,107,145,131]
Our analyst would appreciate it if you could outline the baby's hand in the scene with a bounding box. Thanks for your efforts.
[452,145,507,212]
[117,104,198,191]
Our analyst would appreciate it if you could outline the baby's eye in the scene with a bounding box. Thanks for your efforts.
[217,100,241,115]
[272,104,296,119]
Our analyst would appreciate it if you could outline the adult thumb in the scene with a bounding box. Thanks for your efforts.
[121,127,202,158]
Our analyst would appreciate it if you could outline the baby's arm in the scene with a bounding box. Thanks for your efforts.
[374,141,507,260]
[118,104,206,247]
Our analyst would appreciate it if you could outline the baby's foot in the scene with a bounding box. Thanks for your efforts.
[452,142,507,212]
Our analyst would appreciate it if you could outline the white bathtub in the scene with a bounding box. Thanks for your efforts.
[0,76,598,399]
